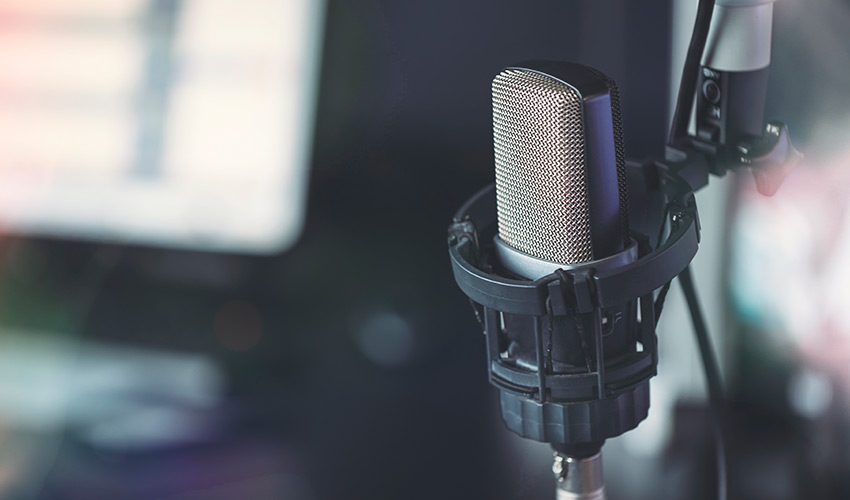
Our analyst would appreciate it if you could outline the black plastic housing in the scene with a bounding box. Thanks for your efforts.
[448,159,700,445]
[695,65,770,163]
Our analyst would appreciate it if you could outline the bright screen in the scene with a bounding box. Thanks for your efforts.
[0,0,323,253]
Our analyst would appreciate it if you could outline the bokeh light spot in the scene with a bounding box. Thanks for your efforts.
[355,310,415,367]
[788,367,832,419]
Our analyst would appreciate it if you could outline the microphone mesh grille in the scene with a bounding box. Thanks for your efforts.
[492,69,593,264]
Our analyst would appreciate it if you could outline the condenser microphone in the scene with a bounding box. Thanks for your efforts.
[483,61,645,499]
[486,61,646,453]
[448,3,789,497]
[490,62,634,280]
[695,0,776,156]
[694,0,799,196]
[448,59,703,500]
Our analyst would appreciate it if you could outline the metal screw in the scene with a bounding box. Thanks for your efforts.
[552,453,567,482]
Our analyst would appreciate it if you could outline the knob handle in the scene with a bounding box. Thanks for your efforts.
[737,121,803,196]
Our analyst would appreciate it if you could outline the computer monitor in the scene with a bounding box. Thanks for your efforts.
[0,0,324,253]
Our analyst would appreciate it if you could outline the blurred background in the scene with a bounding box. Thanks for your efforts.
[0,0,847,499]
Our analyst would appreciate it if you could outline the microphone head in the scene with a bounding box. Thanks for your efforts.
[492,62,628,276]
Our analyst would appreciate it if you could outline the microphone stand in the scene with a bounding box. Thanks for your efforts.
[449,0,801,498]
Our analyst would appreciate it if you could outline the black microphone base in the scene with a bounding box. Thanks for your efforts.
[498,378,650,446]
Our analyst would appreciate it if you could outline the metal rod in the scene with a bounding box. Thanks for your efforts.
[640,293,657,366]
[593,309,605,400]
[483,307,500,384]
[534,315,547,402]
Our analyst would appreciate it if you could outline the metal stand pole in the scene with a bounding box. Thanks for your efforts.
[553,451,606,500]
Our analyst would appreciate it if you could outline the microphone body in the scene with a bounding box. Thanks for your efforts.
[492,62,628,274]
[482,62,645,455]
[448,59,701,498]
[696,0,775,155]
[490,62,638,402]
[448,4,784,498]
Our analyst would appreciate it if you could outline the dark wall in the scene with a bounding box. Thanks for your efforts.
[314,1,672,177]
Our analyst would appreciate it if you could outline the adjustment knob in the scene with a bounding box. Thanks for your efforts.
[737,121,803,196]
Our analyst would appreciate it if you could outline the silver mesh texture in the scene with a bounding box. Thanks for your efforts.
[493,69,593,264]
